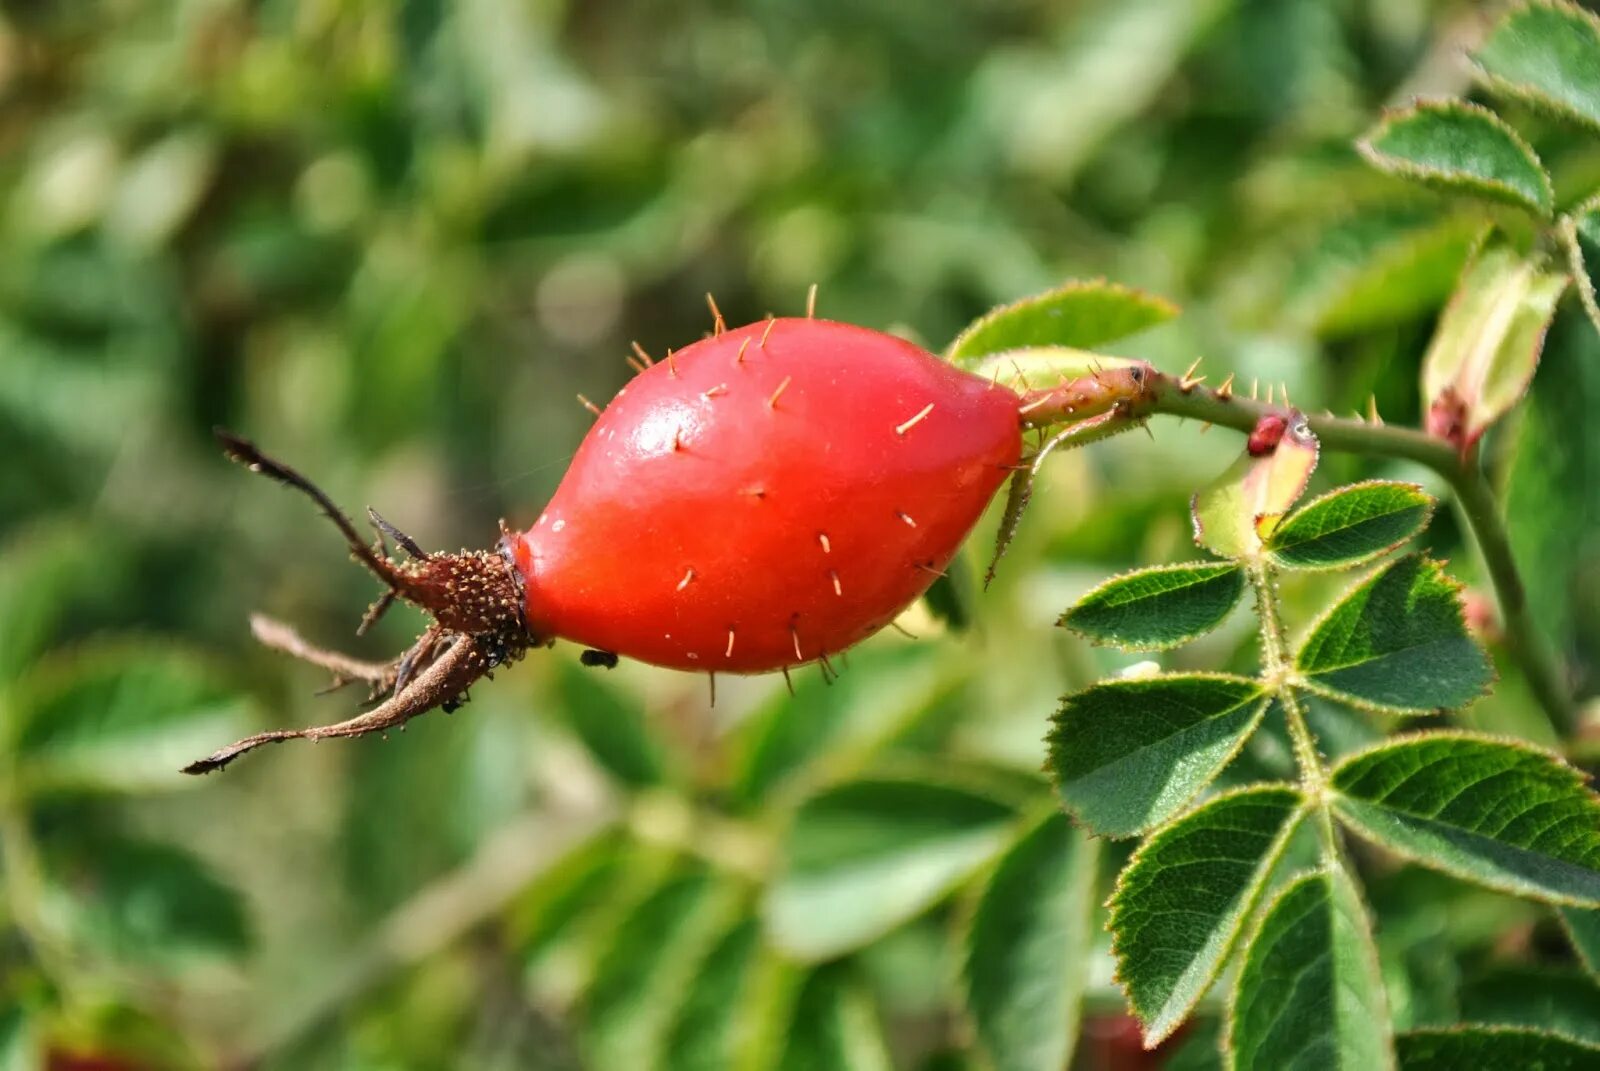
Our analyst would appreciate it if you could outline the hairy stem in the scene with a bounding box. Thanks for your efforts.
[1138,371,1575,737]
[1247,562,1324,790]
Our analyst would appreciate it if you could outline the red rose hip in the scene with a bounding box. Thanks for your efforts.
[505,318,1022,672]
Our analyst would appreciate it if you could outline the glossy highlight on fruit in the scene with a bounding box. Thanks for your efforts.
[506,318,1024,672]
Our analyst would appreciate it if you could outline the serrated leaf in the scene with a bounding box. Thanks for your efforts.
[1046,674,1269,838]
[583,868,740,1071]
[1358,100,1552,216]
[1295,555,1491,715]
[7,643,251,795]
[765,778,1016,961]
[1267,482,1434,571]
[1561,907,1600,979]
[1473,0,1600,132]
[923,553,976,632]
[963,812,1100,1071]
[1396,1026,1600,1069]
[779,966,893,1071]
[1331,733,1600,906]
[947,280,1177,362]
[1111,786,1306,1047]
[1421,241,1568,450]
[551,660,671,789]
[1227,867,1394,1071]
[1060,562,1245,650]
[1191,420,1319,558]
[48,835,249,964]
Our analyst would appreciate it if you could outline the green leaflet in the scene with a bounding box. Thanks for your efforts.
[1472,0,1600,132]
[779,965,893,1071]
[1358,100,1552,216]
[1110,785,1306,1046]
[1046,674,1269,838]
[947,279,1176,362]
[1565,200,1600,334]
[1458,967,1600,1044]
[1562,907,1600,979]
[1060,561,1245,650]
[1295,555,1491,715]
[1396,1026,1600,1070]
[1266,482,1433,571]
[963,812,1100,1071]
[1331,733,1600,906]
[1227,867,1394,1071]
[765,778,1016,961]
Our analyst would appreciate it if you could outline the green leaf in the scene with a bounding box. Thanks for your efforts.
[958,347,1145,394]
[583,868,741,1071]
[0,523,100,686]
[48,835,249,964]
[507,830,629,966]
[551,660,671,789]
[1562,907,1600,979]
[1046,674,1269,838]
[0,1007,40,1071]
[1331,733,1600,906]
[1282,211,1480,338]
[1227,867,1394,1071]
[1358,100,1552,216]
[765,778,1016,961]
[1396,1026,1600,1070]
[1191,423,1320,558]
[1266,482,1434,571]
[947,279,1177,362]
[962,812,1100,1071]
[1060,562,1245,650]
[1421,241,1568,450]
[7,642,252,795]
[1459,967,1600,1044]
[1295,555,1491,715]
[1564,199,1600,335]
[1110,786,1306,1046]
[779,966,893,1071]
[663,917,773,1071]
[1472,0,1600,132]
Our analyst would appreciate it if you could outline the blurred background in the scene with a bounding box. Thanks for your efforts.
[2,0,1597,1068]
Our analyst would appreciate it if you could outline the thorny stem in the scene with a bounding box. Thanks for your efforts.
[1137,370,1577,739]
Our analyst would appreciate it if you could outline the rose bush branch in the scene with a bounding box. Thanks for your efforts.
[1133,366,1576,737]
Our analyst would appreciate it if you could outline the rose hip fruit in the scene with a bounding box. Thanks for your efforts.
[505,318,1022,672]
[190,312,1161,773]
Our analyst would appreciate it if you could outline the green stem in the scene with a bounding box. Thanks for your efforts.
[1138,371,1575,738]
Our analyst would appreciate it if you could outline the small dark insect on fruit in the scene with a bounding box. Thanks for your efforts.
[186,307,1155,774]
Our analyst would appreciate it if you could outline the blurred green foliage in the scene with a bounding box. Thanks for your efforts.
[1,0,1597,1068]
